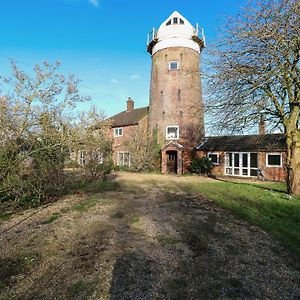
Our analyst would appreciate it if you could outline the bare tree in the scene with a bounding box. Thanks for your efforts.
[0,61,89,202]
[124,124,161,172]
[207,0,300,195]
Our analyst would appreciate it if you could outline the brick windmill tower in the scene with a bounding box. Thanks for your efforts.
[147,11,205,174]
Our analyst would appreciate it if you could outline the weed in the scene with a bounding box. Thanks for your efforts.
[66,280,94,299]
[41,212,61,224]
[0,211,13,221]
[157,235,180,246]
[131,216,140,224]
[72,197,99,213]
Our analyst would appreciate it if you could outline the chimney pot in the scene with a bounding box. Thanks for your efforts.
[127,97,134,111]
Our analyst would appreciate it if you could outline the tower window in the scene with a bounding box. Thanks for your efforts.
[173,17,178,24]
[166,126,179,140]
[166,19,171,26]
[169,61,179,70]
[178,89,181,101]
[180,19,184,24]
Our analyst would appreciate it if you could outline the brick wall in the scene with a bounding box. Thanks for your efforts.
[111,115,148,165]
[148,46,205,148]
[196,150,286,182]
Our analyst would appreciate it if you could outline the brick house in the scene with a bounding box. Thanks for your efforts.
[109,98,148,167]
[106,11,289,182]
[196,134,287,182]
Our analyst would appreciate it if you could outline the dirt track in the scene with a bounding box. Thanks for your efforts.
[0,173,299,299]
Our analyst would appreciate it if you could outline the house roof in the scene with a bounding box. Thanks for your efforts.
[161,141,184,151]
[108,106,149,127]
[196,133,286,152]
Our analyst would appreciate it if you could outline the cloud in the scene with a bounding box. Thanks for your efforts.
[130,74,141,80]
[64,0,100,8]
[88,0,99,7]
[110,78,120,84]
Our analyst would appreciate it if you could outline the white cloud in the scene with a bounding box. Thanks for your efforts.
[64,0,100,7]
[110,78,120,84]
[89,0,99,7]
[130,74,141,80]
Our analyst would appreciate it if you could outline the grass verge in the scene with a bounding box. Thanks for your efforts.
[177,179,300,262]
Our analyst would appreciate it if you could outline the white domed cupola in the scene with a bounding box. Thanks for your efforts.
[147,11,205,55]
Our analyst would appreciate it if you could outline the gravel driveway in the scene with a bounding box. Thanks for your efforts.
[0,172,299,299]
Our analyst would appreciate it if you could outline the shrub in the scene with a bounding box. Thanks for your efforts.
[190,157,213,175]
[83,158,114,181]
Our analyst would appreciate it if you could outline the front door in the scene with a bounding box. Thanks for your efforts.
[166,150,177,174]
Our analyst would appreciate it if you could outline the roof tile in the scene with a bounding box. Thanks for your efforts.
[197,134,286,152]
[109,107,149,127]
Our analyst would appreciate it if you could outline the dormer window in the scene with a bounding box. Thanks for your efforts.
[166,18,184,26]
[169,61,179,70]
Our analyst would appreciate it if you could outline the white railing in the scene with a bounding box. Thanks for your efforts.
[147,28,157,45]
[195,23,206,47]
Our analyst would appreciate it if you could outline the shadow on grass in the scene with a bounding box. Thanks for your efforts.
[211,176,287,194]
[177,179,300,264]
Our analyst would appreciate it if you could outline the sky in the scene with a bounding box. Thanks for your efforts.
[0,0,246,117]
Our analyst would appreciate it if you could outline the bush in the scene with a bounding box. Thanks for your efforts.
[190,157,213,175]
[0,140,67,203]
[83,158,114,181]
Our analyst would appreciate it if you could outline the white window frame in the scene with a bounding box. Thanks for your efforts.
[91,150,103,164]
[79,150,86,166]
[266,153,282,168]
[208,152,219,165]
[166,125,179,140]
[114,127,123,137]
[117,151,130,167]
[168,61,179,71]
[224,152,258,177]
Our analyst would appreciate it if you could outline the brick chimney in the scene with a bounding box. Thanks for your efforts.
[127,97,134,111]
[259,115,266,135]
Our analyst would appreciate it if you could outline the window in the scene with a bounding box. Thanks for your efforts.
[166,18,184,26]
[266,153,282,167]
[169,61,179,70]
[117,152,130,167]
[91,151,103,164]
[79,150,86,166]
[114,127,123,137]
[208,153,219,165]
[225,152,258,177]
[166,126,179,140]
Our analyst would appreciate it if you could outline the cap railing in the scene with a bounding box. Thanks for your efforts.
[147,28,157,45]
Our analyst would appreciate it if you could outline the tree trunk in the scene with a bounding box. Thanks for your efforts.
[286,130,300,195]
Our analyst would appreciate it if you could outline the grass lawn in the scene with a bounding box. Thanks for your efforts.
[176,178,300,260]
